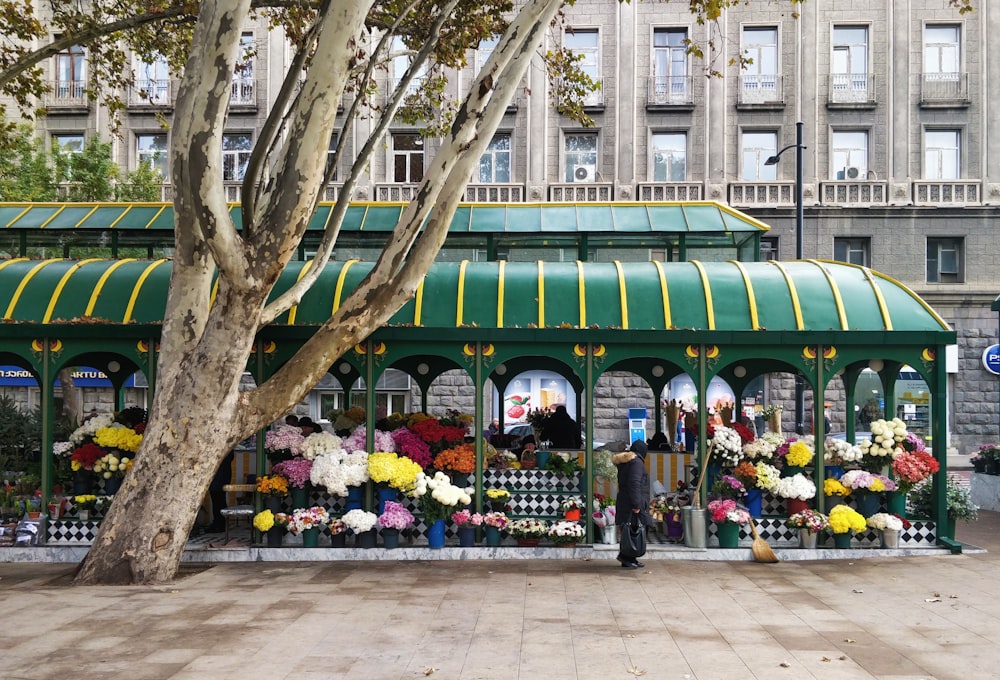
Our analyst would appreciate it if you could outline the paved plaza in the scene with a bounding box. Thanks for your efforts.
[2,510,1000,680]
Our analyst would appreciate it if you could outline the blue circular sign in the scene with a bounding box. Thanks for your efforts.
[982,344,1000,375]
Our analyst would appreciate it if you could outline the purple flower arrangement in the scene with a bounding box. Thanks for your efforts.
[342,426,396,454]
[377,501,415,530]
[391,427,433,467]
[451,509,484,527]
[272,458,313,488]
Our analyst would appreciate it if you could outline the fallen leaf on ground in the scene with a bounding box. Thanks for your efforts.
[821,656,831,662]
[625,665,646,676]
[949,594,959,599]
[852,589,864,593]
[844,638,856,643]
[925,597,942,602]
[779,662,790,668]
[839,656,848,660]
[423,668,437,676]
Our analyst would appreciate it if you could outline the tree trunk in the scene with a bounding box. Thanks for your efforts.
[57,368,82,426]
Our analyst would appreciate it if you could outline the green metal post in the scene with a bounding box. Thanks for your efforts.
[365,339,376,512]
[474,343,484,514]
[584,343,595,544]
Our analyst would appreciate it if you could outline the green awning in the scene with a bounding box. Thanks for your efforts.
[0,201,770,235]
[0,258,951,334]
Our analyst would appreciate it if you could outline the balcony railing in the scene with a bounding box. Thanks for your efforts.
[646,76,694,107]
[231,77,256,107]
[828,73,876,105]
[375,183,420,202]
[728,182,794,207]
[636,182,702,201]
[463,183,525,202]
[44,80,87,108]
[920,73,969,104]
[819,181,887,205]
[738,74,783,105]
[913,180,980,205]
[129,79,172,107]
[549,183,613,202]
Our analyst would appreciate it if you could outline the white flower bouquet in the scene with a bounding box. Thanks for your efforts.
[742,437,777,461]
[287,506,330,534]
[309,449,370,496]
[708,425,744,467]
[302,431,343,460]
[341,509,378,533]
[824,437,863,466]
[773,473,817,500]
[866,512,903,531]
[547,520,585,544]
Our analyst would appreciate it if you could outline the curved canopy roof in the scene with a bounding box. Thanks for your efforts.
[0,258,951,335]
[0,201,769,235]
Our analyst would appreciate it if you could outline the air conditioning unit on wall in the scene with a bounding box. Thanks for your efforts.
[573,165,597,182]
[839,166,861,180]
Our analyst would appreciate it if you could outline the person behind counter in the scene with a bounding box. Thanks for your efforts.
[541,405,582,449]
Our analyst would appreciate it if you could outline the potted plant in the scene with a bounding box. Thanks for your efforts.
[773,473,817,516]
[288,506,330,547]
[547,520,585,547]
[482,511,508,546]
[823,478,851,508]
[560,495,584,520]
[451,509,483,547]
[485,488,511,512]
[828,505,866,548]
[377,500,414,549]
[839,470,897,517]
[342,508,379,548]
[73,494,98,521]
[786,508,829,549]
[908,474,979,533]
[253,508,284,547]
[508,518,548,547]
[866,512,904,548]
[256,474,290,513]
[707,498,749,548]
[412,471,472,548]
[327,517,347,548]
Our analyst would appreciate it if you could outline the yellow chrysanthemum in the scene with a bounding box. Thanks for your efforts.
[786,441,814,467]
[828,505,866,534]
[93,426,143,453]
[253,510,275,532]
[824,478,850,497]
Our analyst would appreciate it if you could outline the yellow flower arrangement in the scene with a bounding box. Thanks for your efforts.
[256,474,289,496]
[253,509,275,532]
[93,426,143,453]
[73,494,98,510]
[868,476,887,493]
[785,441,814,467]
[367,452,423,492]
[824,478,850,497]
[828,505,866,534]
[486,488,511,503]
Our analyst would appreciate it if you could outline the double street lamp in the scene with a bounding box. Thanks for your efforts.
[764,121,807,433]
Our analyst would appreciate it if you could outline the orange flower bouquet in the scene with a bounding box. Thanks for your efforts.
[433,443,476,474]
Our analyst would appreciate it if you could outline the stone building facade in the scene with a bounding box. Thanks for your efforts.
[12,1,1000,451]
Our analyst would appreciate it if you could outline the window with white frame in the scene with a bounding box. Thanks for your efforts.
[317,369,412,420]
[924,129,960,180]
[222,133,252,181]
[652,28,688,101]
[924,25,960,79]
[565,29,600,104]
[135,53,170,104]
[392,36,426,93]
[832,130,868,180]
[54,42,85,99]
[651,132,686,182]
[326,134,338,181]
[926,237,963,283]
[741,27,778,95]
[52,133,84,155]
[834,237,870,266]
[832,26,868,95]
[478,133,511,183]
[136,133,168,179]
[564,133,598,182]
[740,131,777,181]
[392,132,423,183]
[476,36,498,74]
[231,32,255,105]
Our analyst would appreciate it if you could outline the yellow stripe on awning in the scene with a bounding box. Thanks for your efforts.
[44,259,102,322]
[4,259,61,319]
[497,260,505,328]
[690,260,715,330]
[862,266,893,331]
[457,260,468,326]
[286,259,314,325]
[123,260,168,322]
[332,259,359,314]
[613,260,629,329]
[576,261,586,327]
[537,261,544,328]
[808,259,848,330]
[651,261,671,328]
[729,260,759,330]
[85,260,138,316]
[770,261,804,330]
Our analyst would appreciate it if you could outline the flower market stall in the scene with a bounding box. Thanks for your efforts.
[0,255,958,552]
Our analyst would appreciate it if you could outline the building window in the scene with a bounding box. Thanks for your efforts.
[52,133,84,155]
[222,133,252,181]
[652,28,688,101]
[565,28,600,105]
[926,237,963,283]
[231,32,255,105]
[54,42,85,99]
[136,134,168,179]
[831,26,868,96]
[651,132,686,181]
[326,134,338,181]
[760,237,778,262]
[740,131,777,181]
[564,133,598,183]
[476,36,498,73]
[135,53,170,104]
[924,129,960,180]
[741,27,778,97]
[834,237,870,266]
[392,36,426,93]
[478,133,511,183]
[924,25,960,79]
[832,130,868,179]
[392,132,424,183]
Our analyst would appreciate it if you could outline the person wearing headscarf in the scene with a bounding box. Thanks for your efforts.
[612,439,653,568]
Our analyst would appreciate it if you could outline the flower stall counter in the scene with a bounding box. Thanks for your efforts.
[483,469,582,519]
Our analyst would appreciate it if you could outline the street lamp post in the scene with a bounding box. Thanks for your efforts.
[765,121,807,433]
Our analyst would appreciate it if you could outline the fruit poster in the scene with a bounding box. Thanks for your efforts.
[501,371,574,423]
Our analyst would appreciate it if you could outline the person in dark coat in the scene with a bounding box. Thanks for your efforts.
[541,405,582,449]
[612,439,652,568]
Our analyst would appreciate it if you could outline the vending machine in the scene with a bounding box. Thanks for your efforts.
[628,408,647,446]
